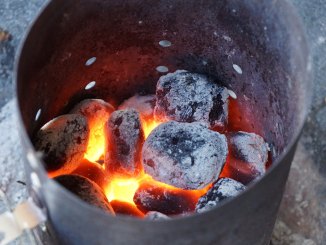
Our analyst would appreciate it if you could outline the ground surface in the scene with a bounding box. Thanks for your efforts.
[0,0,325,244]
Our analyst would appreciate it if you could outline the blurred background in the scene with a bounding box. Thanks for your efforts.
[0,0,325,244]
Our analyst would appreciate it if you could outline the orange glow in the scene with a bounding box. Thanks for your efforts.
[81,107,209,207]
[84,120,106,162]
[142,119,162,138]
[84,110,161,162]
[155,179,210,198]
[105,174,148,204]
[105,173,208,205]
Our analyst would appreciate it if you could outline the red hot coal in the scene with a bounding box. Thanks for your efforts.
[33,70,270,219]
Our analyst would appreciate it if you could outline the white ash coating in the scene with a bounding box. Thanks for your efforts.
[142,121,228,190]
[196,178,246,213]
[70,99,115,123]
[55,175,114,214]
[229,131,269,175]
[118,94,156,120]
[145,211,170,220]
[154,70,229,129]
[34,114,89,175]
[105,109,144,175]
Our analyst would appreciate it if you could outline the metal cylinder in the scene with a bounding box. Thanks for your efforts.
[15,0,312,244]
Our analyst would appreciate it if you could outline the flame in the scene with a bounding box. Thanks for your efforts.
[84,120,106,162]
[105,174,149,204]
[148,177,210,197]
[142,118,162,138]
[84,112,161,163]
[81,109,208,207]
[105,173,208,205]
[106,178,139,204]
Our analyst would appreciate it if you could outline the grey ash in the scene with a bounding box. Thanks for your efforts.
[142,121,228,190]
[154,70,229,129]
[196,178,246,213]
[105,109,144,176]
[34,114,89,174]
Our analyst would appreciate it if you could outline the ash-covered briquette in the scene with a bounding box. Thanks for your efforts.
[118,94,156,120]
[133,181,198,215]
[154,70,229,129]
[55,175,114,214]
[105,109,145,176]
[72,160,110,191]
[142,121,228,189]
[70,99,115,121]
[110,200,144,218]
[196,178,246,213]
[34,114,89,175]
[229,131,269,166]
[145,211,170,220]
[226,131,269,184]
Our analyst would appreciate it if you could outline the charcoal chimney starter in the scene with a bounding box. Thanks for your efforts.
[15,0,311,244]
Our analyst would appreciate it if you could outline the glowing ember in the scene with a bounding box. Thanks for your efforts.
[142,119,162,138]
[134,181,203,215]
[51,83,254,214]
[105,173,207,207]
[85,105,165,204]
[87,112,206,206]
[39,63,270,218]
[70,99,115,162]
[105,176,142,204]
[84,120,106,162]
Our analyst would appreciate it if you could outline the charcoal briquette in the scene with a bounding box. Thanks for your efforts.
[72,159,110,191]
[105,109,145,176]
[118,94,156,120]
[110,200,145,218]
[70,99,115,121]
[223,131,269,184]
[133,181,198,215]
[145,211,170,220]
[154,70,229,129]
[196,178,245,213]
[142,121,228,189]
[55,175,114,214]
[34,114,89,176]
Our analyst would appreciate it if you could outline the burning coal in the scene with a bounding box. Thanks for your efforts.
[70,99,115,162]
[34,114,89,177]
[105,109,144,176]
[33,70,270,219]
[142,121,227,190]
